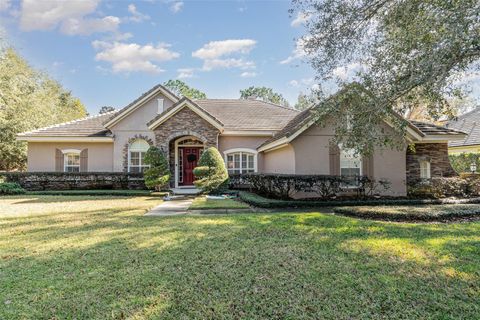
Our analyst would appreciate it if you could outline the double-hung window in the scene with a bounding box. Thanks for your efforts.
[420,160,431,179]
[340,147,362,186]
[64,153,80,172]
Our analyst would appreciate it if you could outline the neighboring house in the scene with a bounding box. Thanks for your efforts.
[17,84,466,196]
[446,107,480,154]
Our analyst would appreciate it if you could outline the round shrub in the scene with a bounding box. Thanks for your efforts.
[193,147,229,194]
[143,146,170,190]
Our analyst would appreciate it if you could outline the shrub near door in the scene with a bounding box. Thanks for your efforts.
[193,147,229,194]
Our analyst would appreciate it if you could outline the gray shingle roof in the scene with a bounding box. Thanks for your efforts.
[18,111,116,137]
[446,107,480,147]
[410,120,466,136]
[194,99,298,131]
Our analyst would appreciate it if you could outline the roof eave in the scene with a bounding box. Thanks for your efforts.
[17,136,114,142]
[104,85,180,129]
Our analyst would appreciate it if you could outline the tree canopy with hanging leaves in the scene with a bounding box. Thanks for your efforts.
[291,0,480,153]
[163,80,207,100]
[240,86,291,107]
[0,47,87,171]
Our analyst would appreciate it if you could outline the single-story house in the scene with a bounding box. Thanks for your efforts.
[446,107,480,154]
[17,84,466,196]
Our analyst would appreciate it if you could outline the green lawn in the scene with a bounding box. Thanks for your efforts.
[189,196,250,210]
[1,195,479,319]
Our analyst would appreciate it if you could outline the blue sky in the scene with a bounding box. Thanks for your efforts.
[1,0,320,114]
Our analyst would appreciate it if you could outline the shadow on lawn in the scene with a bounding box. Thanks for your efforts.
[1,211,479,319]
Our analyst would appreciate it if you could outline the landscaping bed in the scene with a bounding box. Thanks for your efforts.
[334,204,480,222]
[239,191,480,209]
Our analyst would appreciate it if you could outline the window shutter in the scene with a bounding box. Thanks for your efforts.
[329,144,340,175]
[80,149,88,172]
[55,149,63,172]
[362,154,374,178]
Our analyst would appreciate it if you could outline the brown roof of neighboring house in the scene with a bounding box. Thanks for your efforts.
[17,111,115,137]
[446,107,480,147]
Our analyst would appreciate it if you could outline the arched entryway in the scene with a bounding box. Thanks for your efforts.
[173,136,205,188]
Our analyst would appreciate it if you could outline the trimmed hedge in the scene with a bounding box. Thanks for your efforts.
[230,173,391,200]
[0,182,26,195]
[238,191,480,209]
[0,172,146,190]
[334,205,480,222]
[26,189,167,197]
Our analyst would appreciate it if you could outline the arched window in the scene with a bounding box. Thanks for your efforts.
[224,148,257,174]
[128,139,150,173]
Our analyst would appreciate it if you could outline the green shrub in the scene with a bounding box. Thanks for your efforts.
[143,146,170,190]
[334,204,480,222]
[449,153,480,174]
[193,147,229,194]
[0,182,26,195]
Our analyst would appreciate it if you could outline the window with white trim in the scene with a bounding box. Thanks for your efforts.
[420,160,431,179]
[340,147,362,176]
[226,151,255,174]
[64,153,80,172]
[128,139,150,173]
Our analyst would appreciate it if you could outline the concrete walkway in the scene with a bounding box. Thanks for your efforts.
[145,198,193,216]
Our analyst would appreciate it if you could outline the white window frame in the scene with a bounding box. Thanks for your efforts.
[63,151,81,173]
[339,146,362,177]
[420,160,431,179]
[223,148,258,175]
[128,139,150,173]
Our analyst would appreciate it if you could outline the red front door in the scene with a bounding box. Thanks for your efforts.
[179,147,202,186]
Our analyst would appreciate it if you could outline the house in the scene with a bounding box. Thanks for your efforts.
[446,107,480,154]
[17,84,466,196]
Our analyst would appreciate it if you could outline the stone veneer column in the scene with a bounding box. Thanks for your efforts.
[152,107,221,186]
[406,142,457,183]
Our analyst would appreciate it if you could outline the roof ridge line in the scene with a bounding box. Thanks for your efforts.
[18,110,117,136]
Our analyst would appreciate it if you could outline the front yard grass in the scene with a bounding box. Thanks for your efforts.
[1,195,479,319]
[189,196,250,210]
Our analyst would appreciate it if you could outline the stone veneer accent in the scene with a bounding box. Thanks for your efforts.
[153,107,221,185]
[406,143,457,183]
[122,134,154,172]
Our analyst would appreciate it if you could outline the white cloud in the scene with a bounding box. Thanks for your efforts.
[291,12,311,27]
[280,38,308,64]
[0,0,10,12]
[127,4,150,23]
[60,16,120,35]
[93,41,180,74]
[19,0,121,35]
[289,80,299,87]
[193,39,256,60]
[170,1,183,13]
[192,39,257,71]
[202,58,254,71]
[331,62,364,81]
[240,71,257,78]
[177,68,195,79]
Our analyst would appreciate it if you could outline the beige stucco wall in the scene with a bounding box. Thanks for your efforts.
[282,122,407,196]
[110,92,175,172]
[262,144,295,174]
[27,142,113,172]
[218,135,269,171]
